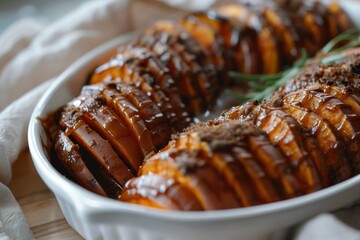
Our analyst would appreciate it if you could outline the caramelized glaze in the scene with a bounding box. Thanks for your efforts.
[48,1,357,207]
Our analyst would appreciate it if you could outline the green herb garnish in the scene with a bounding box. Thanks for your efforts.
[228,29,360,101]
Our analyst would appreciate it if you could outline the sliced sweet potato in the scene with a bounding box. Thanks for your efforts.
[173,133,240,208]
[90,46,191,132]
[255,107,321,193]
[54,131,106,196]
[248,134,302,199]
[283,97,352,183]
[82,105,143,173]
[313,84,360,117]
[69,120,134,187]
[114,83,172,150]
[135,35,203,113]
[116,46,191,131]
[102,88,155,156]
[121,175,183,210]
[262,3,300,64]
[302,134,329,187]
[178,16,225,74]
[217,4,280,73]
[141,149,230,210]
[327,2,353,33]
[146,21,218,110]
[231,146,281,204]
[286,89,360,174]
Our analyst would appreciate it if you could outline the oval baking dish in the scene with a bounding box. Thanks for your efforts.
[28,25,360,239]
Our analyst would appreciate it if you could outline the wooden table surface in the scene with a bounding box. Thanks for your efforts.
[8,149,83,240]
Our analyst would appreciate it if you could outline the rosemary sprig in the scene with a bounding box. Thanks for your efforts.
[228,29,360,101]
[321,28,360,53]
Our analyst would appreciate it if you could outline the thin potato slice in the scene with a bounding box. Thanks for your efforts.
[255,107,321,193]
[178,16,225,74]
[54,131,107,196]
[70,120,134,187]
[248,135,302,199]
[134,35,203,113]
[262,3,300,64]
[121,175,186,210]
[103,88,155,156]
[283,98,352,183]
[312,84,360,117]
[117,47,191,131]
[327,2,353,33]
[146,21,218,110]
[173,134,242,208]
[115,83,172,150]
[217,4,280,73]
[82,105,143,173]
[286,89,360,174]
[231,146,281,204]
[141,150,232,210]
[91,46,191,132]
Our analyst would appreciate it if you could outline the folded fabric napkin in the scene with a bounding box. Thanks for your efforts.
[0,0,359,239]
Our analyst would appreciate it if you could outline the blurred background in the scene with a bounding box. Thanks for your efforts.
[0,0,89,33]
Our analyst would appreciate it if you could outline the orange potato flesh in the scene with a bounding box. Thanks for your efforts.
[192,11,249,74]
[178,18,223,97]
[70,120,134,187]
[116,83,172,150]
[178,17,225,71]
[231,146,281,204]
[90,46,191,132]
[220,103,329,189]
[174,132,281,205]
[141,151,228,210]
[116,47,192,131]
[302,135,330,187]
[200,16,259,75]
[135,36,203,113]
[82,105,143,173]
[121,175,189,211]
[102,88,155,156]
[263,6,300,64]
[193,12,232,48]
[256,107,321,193]
[146,21,218,110]
[179,135,250,206]
[257,27,280,74]
[313,2,338,44]
[54,131,107,196]
[327,2,353,32]
[165,182,204,211]
[313,84,360,117]
[217,4,280,74]
[195,162,241,209]
[283,99,352,183]
[303,9,329,55]
[211,152,260,206]
[286,89,360,174]
[173,134,242,208]
[248,135,302,199]
[235,30,259,74]
[321,4,340,39]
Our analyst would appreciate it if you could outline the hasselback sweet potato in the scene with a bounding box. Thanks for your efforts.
[50,1,357,205]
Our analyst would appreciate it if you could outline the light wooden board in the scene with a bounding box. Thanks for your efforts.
[8,150,82,240]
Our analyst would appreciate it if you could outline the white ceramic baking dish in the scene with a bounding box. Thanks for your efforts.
[28,2,360,240]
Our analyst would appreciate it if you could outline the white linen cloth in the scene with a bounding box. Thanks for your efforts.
[0,0,359,239]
